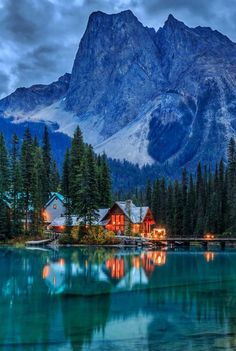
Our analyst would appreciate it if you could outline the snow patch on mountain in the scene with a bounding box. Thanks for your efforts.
[95,99,159,166]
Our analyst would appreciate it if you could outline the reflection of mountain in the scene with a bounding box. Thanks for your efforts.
[2,248,236,350]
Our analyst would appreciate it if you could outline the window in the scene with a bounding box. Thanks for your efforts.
[53,204,57,209]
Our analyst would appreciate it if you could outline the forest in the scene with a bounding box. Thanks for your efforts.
[0,126,111,238]
[0,123,236,239]
[121,138,236,237]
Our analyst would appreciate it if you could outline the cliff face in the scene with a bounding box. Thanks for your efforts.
[1,10,236,169]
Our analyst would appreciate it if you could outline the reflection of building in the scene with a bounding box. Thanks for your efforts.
[204,252,215,262]
[42,258,66,294]
[141,251,167,276]
[105,258,125,280]
[102,201,156,236]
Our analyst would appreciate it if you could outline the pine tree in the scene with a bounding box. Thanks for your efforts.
[51,160,60,191]
[42,126,52,203]
[31,145,45,234]
[75,146,99,228]
[0,133,10,238]
[98,154,112,207]
[166,183,174,234]
[61,149,72,231]
[10,134,23,236]
[173,180,183,237]
[227,137,236,232]
[21,128,34,233]
[70,127,85,210]
[145,180,152,207]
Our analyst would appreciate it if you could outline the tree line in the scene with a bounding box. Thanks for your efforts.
[0,126,112,238]
[61,126,112,228]
[123,138,236,237]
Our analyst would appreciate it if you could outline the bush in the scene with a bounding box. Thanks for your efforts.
[58,234,77,245]
[78,227,119,245]
[58,227,120,245]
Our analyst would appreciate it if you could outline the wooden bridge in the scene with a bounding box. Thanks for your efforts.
[117,236,236,249]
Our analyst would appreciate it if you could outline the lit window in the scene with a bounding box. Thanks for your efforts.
[53,204,57,209]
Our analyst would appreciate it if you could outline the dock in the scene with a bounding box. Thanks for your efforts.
[117,236,236,249]
[26,233,59,247]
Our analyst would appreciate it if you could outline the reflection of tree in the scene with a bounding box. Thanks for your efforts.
[3,248,236,350]
[0,248,57,350]
[60,294,110,351]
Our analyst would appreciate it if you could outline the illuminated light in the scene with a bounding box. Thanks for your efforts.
[152,228,167,240]
[42,210,49,222]
[53,276,56,285]
[205,252,215,262]
[106,257,125,280]
[132,257,141,269]
[42,265,50,279]
[58,258,65,266]
[204,232,215,240]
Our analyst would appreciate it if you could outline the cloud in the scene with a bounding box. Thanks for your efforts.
[0,0,235,97]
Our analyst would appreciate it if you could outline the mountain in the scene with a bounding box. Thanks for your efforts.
[1,10,236,172]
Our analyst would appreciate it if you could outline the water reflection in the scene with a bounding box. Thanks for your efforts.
[1,248,236,350]
[204,251,215,262]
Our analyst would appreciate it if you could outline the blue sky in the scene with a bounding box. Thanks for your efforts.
[0,0,235,97]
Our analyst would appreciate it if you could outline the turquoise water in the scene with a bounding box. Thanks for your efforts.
[1,247,236,350]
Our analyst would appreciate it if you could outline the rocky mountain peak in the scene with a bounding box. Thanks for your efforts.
[163,14,186,29]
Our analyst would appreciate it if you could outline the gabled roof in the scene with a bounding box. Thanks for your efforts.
[101,201,150,224]
[49,208,110,227]
[44,192,65,208]
[116,201,149,223]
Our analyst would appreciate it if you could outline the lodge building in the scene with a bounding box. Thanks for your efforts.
[44,194,156,236]
[102,201,156,236]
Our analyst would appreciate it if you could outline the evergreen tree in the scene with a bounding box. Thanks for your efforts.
[0,133,10,238]
[31,145,45,234]
[61,149,72,231]
[75,146,99,228]
[98,154,112,207]
[42,126,52,203]
[145,180,152,207]
[21,128,34,233]
[70,127,85,210]
[51,160,60,191]
[227,137,236,232]
[173,181,183,237]
[10,134,23,236]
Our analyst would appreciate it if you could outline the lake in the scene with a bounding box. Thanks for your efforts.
[1,247,236,350]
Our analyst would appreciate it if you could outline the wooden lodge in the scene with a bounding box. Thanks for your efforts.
[47,197,156,237]
[101,200,156,236]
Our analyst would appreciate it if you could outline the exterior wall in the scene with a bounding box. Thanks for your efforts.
[105,205,126,233]
[104,204,155,236]
[44,198,65,224]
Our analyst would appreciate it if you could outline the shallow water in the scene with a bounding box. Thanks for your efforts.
[1,247,236,350]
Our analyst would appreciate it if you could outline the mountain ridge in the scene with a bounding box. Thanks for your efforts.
[0,10,236,171]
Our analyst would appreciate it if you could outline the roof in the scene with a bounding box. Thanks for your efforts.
[104,201,149,224]
[44,192,66,208]
[50,208,110,227]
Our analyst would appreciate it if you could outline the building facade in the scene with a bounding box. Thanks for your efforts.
[101,201,156,236]
[43,192,66,224]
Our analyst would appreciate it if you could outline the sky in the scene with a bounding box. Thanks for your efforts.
[0,0,235,98]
